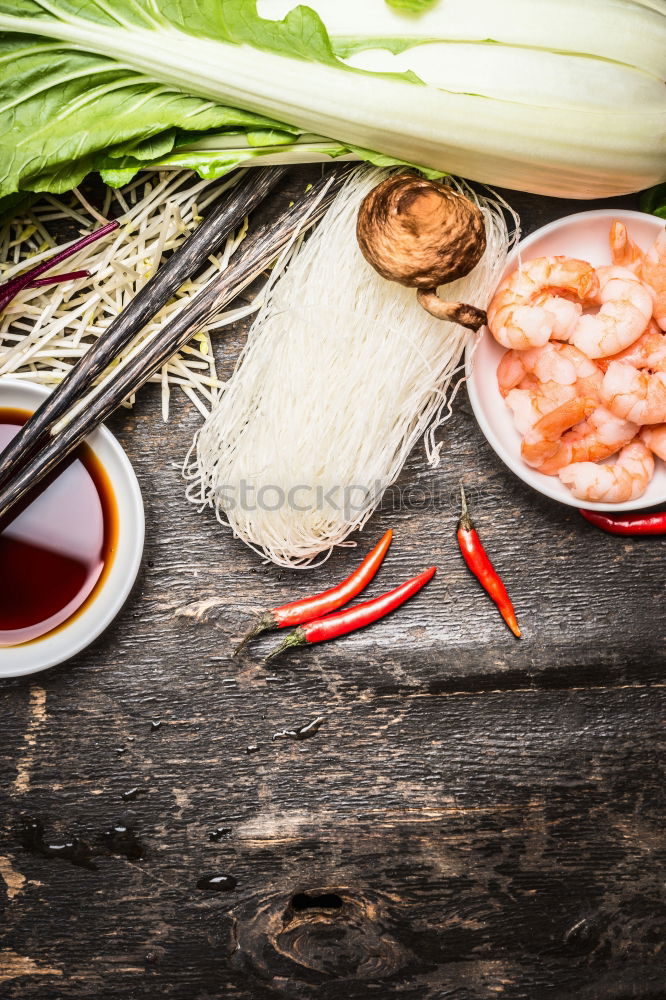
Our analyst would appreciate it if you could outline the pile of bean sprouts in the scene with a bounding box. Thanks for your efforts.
[0,171,256,420]
[184,167,519,567]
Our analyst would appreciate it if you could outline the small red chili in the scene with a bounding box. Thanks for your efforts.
[580,508,666,536]
[457,483,521,638]
[233,529,393,656]
[265,565,436,660]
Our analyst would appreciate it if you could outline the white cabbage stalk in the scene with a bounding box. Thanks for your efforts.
[259,0,666,78]
[2,0,664,198]
[167,136,357,168]
[345,45,666,114]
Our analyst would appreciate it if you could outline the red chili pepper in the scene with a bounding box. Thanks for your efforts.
[457,484,521,638]
[233,529,393,656]
[266,565,436,660]
[580,508,666,536]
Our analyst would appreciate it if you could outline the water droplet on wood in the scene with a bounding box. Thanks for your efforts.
[208,827,232,842]
[197,873,237,891]
[121,786,147,801]
[101,824,145,860]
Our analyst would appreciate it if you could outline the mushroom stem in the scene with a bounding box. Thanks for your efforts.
[416,289,487,332]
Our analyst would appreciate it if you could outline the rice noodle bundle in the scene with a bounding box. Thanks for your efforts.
[184,167,518,567]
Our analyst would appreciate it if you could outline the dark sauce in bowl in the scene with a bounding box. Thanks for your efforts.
[0,408,117,647]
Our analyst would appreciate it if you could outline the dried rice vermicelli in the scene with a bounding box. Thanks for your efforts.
[184,167,519,567]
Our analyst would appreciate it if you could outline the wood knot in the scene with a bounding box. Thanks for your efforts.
[230,886,411,993]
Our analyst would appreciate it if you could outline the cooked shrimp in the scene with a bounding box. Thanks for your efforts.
[570,266,653,359]
[566,408,638,462]
[609,220,644,274]
[488,257,598,350]
[497,342,577,396]
[521,396,596,470]
[602,360,666,424]
[610,222,666,331]
[505,383,577,436]
[541,406,639,474]
[532,293,583,342]
[554,343,603,398]
[640,424,666,462]
[643,229,666,331]
[597,319,666,372]
[497,341,602,399]
[558,440,654,503]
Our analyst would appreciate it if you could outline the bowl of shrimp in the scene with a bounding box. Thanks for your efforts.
[466,209,666,510]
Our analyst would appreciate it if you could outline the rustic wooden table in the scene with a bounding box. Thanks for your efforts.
[1,170,664,999]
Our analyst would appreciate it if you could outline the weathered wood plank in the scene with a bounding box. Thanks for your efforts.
[1,683,664,998]
[1,170,664,999]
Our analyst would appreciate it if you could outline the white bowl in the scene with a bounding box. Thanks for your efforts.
[0,379,144,677]
[466,209,666,511]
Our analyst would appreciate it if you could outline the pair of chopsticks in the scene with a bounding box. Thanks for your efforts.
[0,165,348,523]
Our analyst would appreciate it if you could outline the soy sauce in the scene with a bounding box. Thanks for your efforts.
[0,408,117,647]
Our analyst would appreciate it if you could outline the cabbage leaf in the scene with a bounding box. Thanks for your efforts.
[0,0,664,207]
[0,0,431,208]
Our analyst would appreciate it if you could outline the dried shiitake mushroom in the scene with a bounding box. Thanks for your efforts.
[356,174,488,330]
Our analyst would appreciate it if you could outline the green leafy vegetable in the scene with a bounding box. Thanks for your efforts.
[0,27,290,195]
[0,0,664,209]
[385,0,438,11]
[641,183,666,220]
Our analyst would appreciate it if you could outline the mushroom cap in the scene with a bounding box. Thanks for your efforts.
[356,174,487,289]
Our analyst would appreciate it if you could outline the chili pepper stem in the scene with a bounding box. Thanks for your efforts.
[232,529,393,657]
[264,627,307,663]
[459,481,473,532]
[232,611,278,658]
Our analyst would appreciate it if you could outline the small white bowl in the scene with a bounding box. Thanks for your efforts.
[466,209,666,511]
[0,379,144,677]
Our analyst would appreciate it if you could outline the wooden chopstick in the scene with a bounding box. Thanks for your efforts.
[0,167,348,525]
[0,166,288,491]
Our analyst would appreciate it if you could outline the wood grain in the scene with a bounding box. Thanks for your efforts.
[0,169,664,999]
